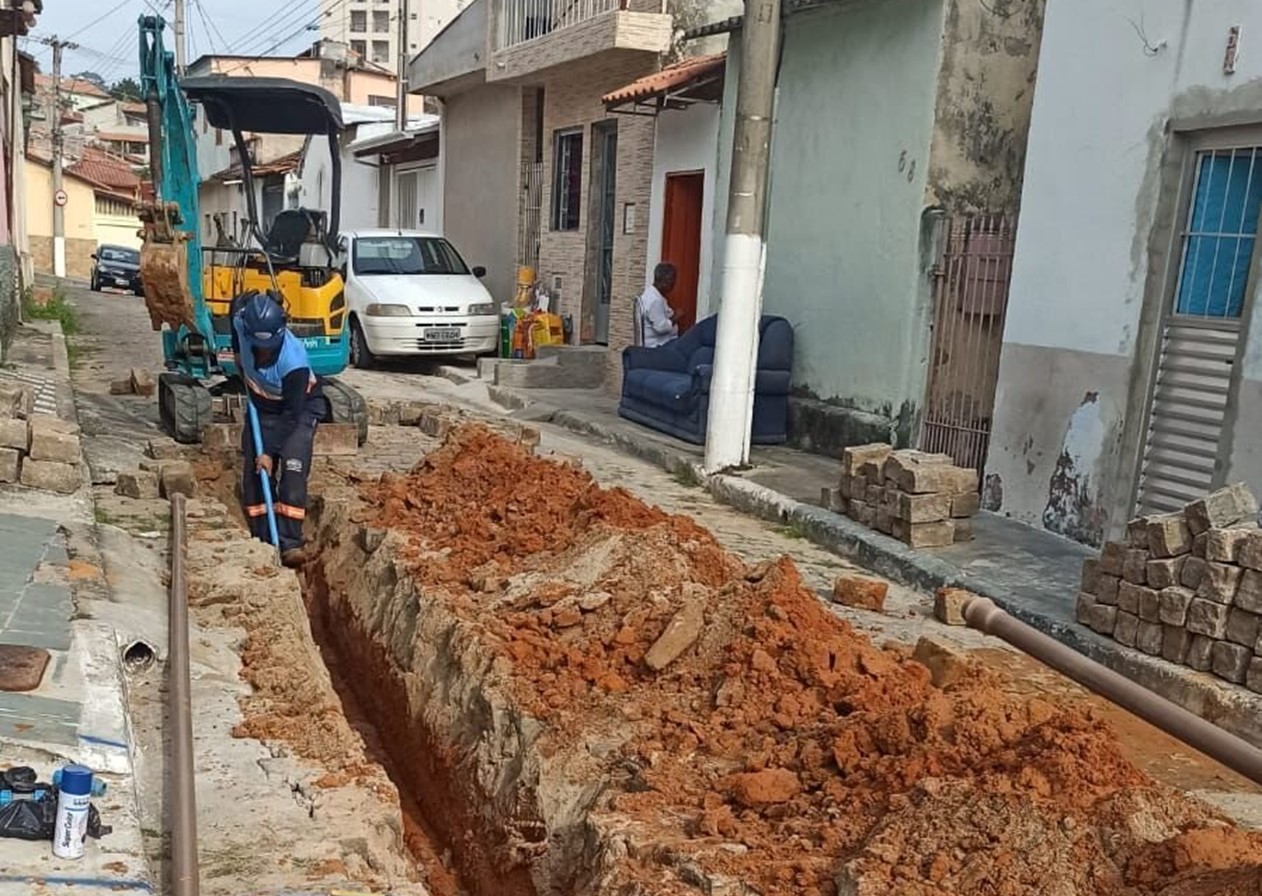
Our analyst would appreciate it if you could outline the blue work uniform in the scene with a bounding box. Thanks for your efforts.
[229,310,325,552]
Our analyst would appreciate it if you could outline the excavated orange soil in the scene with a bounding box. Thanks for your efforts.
[351,424,1262,895]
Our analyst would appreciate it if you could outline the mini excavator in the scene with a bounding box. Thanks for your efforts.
[136,15,367,444]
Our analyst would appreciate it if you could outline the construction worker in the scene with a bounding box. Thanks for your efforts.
[228,292,322,567]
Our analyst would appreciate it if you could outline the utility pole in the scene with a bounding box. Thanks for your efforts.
[43,36,78,280]
[703,0,781,472]
[174,0,186,74]
[395,0,410,131]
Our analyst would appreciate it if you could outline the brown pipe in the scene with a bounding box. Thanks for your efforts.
[169,494,200,896]
[961,595,1262,786]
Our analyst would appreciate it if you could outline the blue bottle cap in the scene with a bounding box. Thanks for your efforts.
[58,765,93,797]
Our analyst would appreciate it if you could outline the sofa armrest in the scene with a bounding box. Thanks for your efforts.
[755,369,792,395]
[623,345,688,374]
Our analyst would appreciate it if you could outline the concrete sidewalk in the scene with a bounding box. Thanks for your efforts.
[0,323,150,894]
[482,382,1262,748]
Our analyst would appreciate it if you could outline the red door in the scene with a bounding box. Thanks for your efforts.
[661,172,704,333]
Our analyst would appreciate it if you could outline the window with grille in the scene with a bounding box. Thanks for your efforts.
[372,10,390,32]
[351,40,367,58]
[350,10,367,32]
[1174,148,1262,320]
[552,128,583,231]
[372,40,390,63]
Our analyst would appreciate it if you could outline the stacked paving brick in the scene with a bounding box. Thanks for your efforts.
[1076,483,1262,691]
[0,383,81,494]
[830,444,979,548]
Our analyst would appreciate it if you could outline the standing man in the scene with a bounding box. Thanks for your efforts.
[228,292,323,567]
[635,262,679,347]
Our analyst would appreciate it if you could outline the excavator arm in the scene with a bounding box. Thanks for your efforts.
[137,15,214,376]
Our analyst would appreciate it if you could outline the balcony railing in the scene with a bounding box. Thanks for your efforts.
[497,0,626,50]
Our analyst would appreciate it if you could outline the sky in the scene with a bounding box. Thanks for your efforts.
[21,0,322,85]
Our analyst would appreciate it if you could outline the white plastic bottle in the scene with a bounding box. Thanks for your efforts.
[52,764,93,859]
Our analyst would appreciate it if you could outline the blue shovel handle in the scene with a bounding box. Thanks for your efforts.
[245,398,281,553]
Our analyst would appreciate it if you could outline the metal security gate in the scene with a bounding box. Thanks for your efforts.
[518,160,543,272]
[1134,143,1262,515]
[920,214,1017,476]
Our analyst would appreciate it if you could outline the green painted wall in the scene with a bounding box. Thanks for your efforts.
[714,0,946,422]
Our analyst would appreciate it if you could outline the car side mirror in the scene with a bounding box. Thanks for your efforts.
[472,266,487,279]
[90,253,97,260]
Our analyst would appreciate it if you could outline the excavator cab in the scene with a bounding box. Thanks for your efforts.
[138,14,365,444]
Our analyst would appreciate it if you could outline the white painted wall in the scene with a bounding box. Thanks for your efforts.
[645,102,719,317]
[989,0,1262,542]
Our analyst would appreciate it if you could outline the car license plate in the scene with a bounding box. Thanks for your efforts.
[424,328,460,342]
[114,278,130,287]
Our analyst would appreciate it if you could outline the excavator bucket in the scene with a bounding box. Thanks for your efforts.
[137,200,198,332]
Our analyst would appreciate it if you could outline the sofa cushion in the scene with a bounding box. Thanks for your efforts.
[621,369,696,415]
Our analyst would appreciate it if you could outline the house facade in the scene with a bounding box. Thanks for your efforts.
[187,43,423,115]
[699,0,1044,460]
[319,0,463,67]
[410,0,694,386]
[604,53,725,336]
[988,1,1262,547]
[73,98,150,167]
[0,2,40,359]
[26,151,141,279]
[348,118,442,232]
[189,46,426,250]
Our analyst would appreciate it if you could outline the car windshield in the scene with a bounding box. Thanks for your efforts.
[351,236,469,276]
[100,247,138,264]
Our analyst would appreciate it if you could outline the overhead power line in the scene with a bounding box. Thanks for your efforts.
[67,0,135,41]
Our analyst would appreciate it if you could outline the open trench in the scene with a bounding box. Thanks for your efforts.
[298,494,620,896]
[299,563,470,896]
[193,421,1262,896]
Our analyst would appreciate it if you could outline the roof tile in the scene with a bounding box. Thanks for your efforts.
[602,53,726,106]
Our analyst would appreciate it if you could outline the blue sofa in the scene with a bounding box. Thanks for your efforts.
[618,314,794,445]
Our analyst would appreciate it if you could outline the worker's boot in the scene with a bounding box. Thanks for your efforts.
[281,546,309,569]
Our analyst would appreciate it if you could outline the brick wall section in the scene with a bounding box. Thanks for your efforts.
[537,54,658,395]
[30,237,94,281]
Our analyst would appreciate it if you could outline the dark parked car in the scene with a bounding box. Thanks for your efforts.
[90,245,142,295]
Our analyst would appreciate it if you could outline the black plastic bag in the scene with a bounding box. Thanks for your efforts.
[0,796,111,842]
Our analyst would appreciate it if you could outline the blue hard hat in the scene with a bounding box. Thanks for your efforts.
[240,292,286,351]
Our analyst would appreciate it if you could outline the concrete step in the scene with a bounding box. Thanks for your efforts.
[480,346,608,391]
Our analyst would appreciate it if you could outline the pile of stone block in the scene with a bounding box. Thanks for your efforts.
[1076,483,1262,691]
[829,444,980,548]
[115,438,195,501]
[108,368,156,397]
[0,383,81,495]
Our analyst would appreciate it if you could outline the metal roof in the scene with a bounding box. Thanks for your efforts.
[182,76,343,135]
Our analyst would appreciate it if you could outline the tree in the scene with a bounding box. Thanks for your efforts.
[110,78,142,102]
[69,70,106,89]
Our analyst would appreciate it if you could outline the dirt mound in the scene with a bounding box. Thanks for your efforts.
[360,425,1262,894]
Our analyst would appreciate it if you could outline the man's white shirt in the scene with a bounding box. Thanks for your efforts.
[636,285,678,348]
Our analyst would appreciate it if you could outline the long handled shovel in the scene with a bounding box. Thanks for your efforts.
[245,397,281,560]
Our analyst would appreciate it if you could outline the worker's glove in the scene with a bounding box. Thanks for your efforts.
[255,454,274,477]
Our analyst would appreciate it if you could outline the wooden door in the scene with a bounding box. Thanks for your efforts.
[661,171,704,332]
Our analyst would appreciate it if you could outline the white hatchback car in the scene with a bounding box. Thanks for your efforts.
[339,229,499,367]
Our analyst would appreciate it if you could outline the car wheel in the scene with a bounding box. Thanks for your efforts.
[350,317,375,370]
[90,272,98,292]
